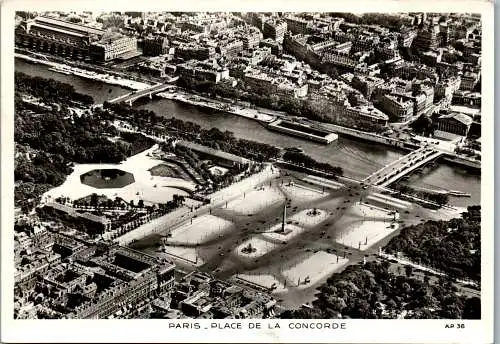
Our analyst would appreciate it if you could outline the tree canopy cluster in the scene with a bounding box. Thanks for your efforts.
[15,110,132,164]
[384,206,481,282]
[410,115,435,137]
[280,260,480,319]
[328,13,407,29]
[14,74,154,211]
[283,151,343,176]
[103,102,282,161]
[15,72,93,106]
[392,182,449,206]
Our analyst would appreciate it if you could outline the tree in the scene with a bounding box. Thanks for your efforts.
[411,115,434,136]
[404,265,413,277]
[462,297,480,319]
[386,298,398,311]
[90,193,99,208]
[132,22,144,34]
[349,299,372,318]
[385,207,480,282]
[439,301,463,319]
[174,195,185,206]
[67,16,82,23]
[100,15,125,29]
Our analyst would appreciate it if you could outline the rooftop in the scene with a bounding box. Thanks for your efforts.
[35,16,104,36]
[30,23,86,38]
[439,112,473,126]
[349,105,389,121]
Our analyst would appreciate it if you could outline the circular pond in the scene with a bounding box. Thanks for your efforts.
[80,169,135,189]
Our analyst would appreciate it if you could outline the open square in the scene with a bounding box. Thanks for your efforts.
[282,251,349,289]
[225,186,284,215]
[167,215,234,245]
[333,202,399,250]
[280,182,327,202]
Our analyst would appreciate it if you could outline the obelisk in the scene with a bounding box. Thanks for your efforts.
[281,203,286,233]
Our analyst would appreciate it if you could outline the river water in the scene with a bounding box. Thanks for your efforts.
[15,59,481,207]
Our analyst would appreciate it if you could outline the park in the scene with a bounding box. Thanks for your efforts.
[42,145,197,207]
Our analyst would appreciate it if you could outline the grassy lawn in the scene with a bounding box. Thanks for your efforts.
[149,164,183,178]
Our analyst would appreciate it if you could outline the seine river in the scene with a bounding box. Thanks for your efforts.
[15,59,481,207]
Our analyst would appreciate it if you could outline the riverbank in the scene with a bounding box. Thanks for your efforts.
[16,53,279,124]
[15,53,151,91]
[15,53,481,172]
[307,120,481,170]
[157,90,277,123]
[156,88,480,170]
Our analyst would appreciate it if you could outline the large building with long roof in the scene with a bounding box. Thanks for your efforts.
[16,16,105,60]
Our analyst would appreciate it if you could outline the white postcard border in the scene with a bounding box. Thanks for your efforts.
[1,0,494,343]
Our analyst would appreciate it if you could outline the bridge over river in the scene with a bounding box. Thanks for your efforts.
[109,78,178,106]
[363,146,444,187]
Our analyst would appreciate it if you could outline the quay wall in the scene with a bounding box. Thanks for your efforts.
[15,52,480,171]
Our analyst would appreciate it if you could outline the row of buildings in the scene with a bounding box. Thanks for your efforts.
[167,272,276,319]
[14,216,177,319]
[14,215,277,319]
[15,12,481,132]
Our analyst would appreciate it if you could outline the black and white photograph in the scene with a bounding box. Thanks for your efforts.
[0,1,494,343]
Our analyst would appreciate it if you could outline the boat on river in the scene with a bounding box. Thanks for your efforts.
[267,119,338,144]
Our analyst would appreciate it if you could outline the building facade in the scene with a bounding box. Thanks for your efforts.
[459,71,480,90]
[378,94,414,122]
[15,16,105,60]
[90,34,138,62]
[436,112,473,136]
[284,16,311,35]
[412,25,440,51]
[175,44,216,61]
[263,19,287,43]
[143,35,170,56]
